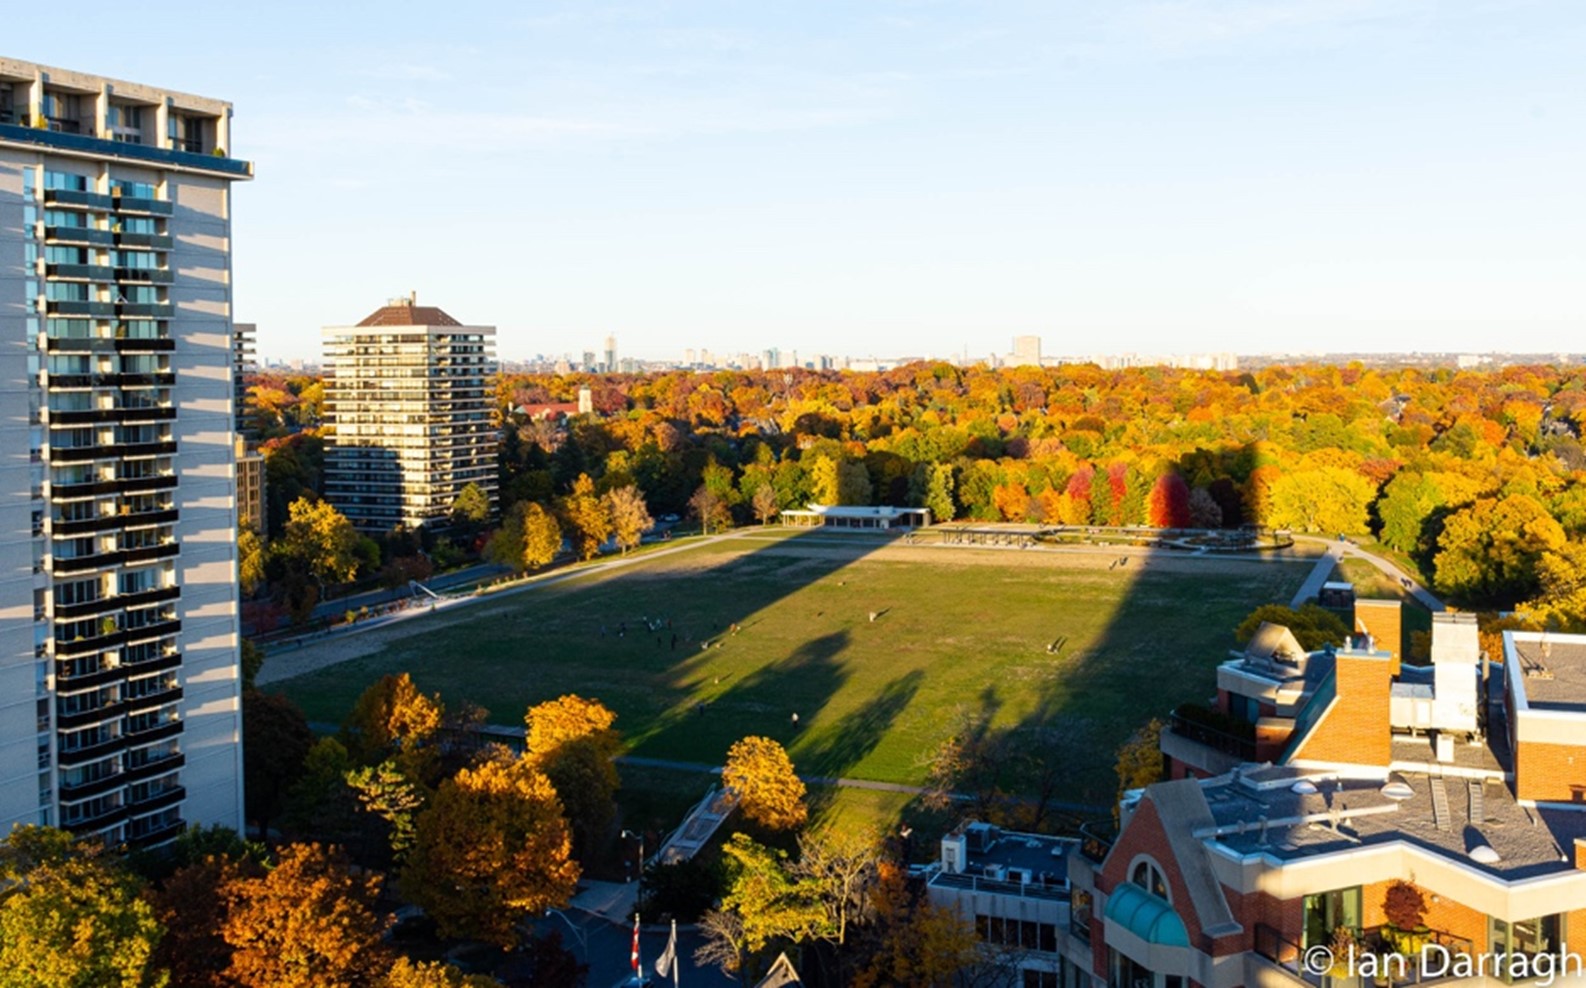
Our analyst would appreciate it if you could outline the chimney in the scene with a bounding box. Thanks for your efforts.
[1354,599,1402,675]
[409,290,417,305]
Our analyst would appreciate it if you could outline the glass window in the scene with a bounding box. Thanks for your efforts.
[1303,887,1362,949]
[44,170,89,192]
[1132,860,1169,901]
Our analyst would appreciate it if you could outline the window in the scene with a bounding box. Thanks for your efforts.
[1303,887,1362,950]
[1071,889,1093,943]
[53,579,101,607]
[1132,860,1169,901]
[43,208,87,228]
[44,170,89,192]
[1490,915,1566,984]
[110,179,157,199]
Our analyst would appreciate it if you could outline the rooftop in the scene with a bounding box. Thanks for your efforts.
[1201,755,1586,880]
[355,296,463,328]
[930,823,1075,901]
[784,504,929,518]
[1508,633,1586,712]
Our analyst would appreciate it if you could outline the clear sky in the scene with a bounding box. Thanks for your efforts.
[14,1,1586,362]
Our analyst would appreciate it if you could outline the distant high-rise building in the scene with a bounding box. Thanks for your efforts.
[581,350,596,371]
[684,348,696,365]
[762,348,781,370]
[0,57,252,843]
[1012,335,1041,367]
[233,322,256,434]
[322,295,497,532]
[603,334,616,372]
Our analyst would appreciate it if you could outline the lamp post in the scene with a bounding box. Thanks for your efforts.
[543,908,588,964]
[621,829,644,883]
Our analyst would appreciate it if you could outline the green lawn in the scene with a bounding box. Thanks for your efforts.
[1331,556,1435,644]
[274,531,1306,806]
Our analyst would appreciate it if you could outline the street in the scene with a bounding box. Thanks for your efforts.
[531,910,740,988]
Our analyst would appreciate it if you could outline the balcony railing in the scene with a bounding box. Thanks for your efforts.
[1169,704,1259,761]
[43,188,115,210]
[1,122,253,177]
[43,225,116,247]
[111,196,173,217]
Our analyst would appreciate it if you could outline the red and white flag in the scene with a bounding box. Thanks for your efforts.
[631,913,641,974]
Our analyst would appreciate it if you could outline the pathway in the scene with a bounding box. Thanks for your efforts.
[1289,535,1446,612]
[1289,541,1347,608]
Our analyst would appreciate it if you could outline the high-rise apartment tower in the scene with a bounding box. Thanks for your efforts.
[0,58,252,843]
[322,296,497,532]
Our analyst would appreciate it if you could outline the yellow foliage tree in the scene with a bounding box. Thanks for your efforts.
[281,496,363,583]
[525,695,622,855]
[221,843,390,988]
[381,958,500,987]
[400,752,580,947]
[562,473,612,560]
[521,501,563,571]
[723,736,808,831]
[344,673,443,766]
[604,484,653,555]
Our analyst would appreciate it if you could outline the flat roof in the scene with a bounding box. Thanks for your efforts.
[782,504,927,518]
[1507,633,1586,711]
[1205,756,1586,880]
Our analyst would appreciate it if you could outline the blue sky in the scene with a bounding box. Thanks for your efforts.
[15,1,1586,362]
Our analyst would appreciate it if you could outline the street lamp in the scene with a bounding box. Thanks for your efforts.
[621,829,644,883]
[543,908,588,964]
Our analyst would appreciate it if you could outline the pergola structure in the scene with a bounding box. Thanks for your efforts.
[779,504,932,530]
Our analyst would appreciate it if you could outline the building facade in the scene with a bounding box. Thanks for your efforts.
[322,297,497,532]
[0,58,250,843]
[929,607,1586,987]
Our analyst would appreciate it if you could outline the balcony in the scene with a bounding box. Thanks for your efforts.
[46,263,116,281]
[46,299,116,317]
[113,336,175,353]
[2,122,253,177]
[43,188,115,210]
[115,268,173,285]
[127,815,185,848]
[58,768,126,802]
[114,232,173,251]
[112,196,174,217]
[49,406,176,426]
[43,225,116,247]
[57,700,127,732]
[929,870,1070,902]
[123,717,182,745]
[116,301,172,318]
[1168,704,1259,761]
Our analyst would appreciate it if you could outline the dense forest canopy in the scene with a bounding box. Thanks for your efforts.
[246,361,1586,620]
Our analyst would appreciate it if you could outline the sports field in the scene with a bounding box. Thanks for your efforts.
[271,530,1310,805]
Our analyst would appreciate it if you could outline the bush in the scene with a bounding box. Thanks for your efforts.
[637,857,724,923]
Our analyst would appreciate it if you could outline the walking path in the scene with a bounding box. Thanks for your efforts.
[1288,535,1445,612]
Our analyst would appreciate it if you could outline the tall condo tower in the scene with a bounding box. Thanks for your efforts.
[322,296,498,532]
[0,58,252,844]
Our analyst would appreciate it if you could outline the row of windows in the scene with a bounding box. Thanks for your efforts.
[976,914,1060,954]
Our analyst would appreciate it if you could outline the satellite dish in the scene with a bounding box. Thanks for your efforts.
[1291,780,1319,795]
[1469,845,1501,865]
[1381,781,1414,801]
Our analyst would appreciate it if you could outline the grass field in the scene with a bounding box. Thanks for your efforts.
[274,531,1309,806]
[1330,556,1434,641]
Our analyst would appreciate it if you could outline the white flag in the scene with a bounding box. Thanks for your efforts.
[654,919,678,979]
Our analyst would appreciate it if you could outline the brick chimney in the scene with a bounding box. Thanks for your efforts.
[1354,599,1403,675]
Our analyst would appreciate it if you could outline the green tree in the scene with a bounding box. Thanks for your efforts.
[346,760,427,863]
[837,459,873,506]
[1434,494,1568,604]
[1234,603,1351,651]
[0,827,166,988]
[720,834,825,956]
[562,473,612,560]
[921,462,955,523]
[1377,471,1488,556]
[401,752,580,948]
[689,485,731,534]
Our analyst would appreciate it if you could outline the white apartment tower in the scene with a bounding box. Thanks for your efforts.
[0,58,250,844]
[323,297,497,532]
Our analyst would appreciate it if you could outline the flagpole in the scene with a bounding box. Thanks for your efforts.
[671,918,680,988]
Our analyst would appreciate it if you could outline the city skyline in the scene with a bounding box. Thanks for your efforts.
[10,0,1586,363]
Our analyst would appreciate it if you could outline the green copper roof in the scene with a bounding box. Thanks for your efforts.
[1104,883,1190,948]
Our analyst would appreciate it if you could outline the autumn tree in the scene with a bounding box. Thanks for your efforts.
[1266,467,1375,534]
[150,853,263,988]
[1147,472,1192,528]
[792,828,880,947]
[343,672,444,767]
[1376,471,1488,557]
[1433,494,1567,604]
[239,527,266,596]
[487,501,563,572]
[525,695,621,859]
[401,751,580,947]
[605,484,653,555]
[382,958,500,988]
[450,482,492,526]
[0,826,166,988]
[562,473,613,560]
[243,690,313,839]
[721,834,825,956]
[221,843,390,988]
[277,496,368,584]
[752,483,780,525]
[922,462,955,523]
[1113,719,1165,817]
[809,455,841,505]
[723,736,808,831]
[851,860,980,988]
[1187,486,1222,528]
[689,485,731,534]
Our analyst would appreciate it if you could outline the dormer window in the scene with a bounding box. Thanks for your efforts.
[1132,859,1169,901]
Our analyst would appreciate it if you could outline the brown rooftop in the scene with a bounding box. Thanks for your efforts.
[355,296,461,327]
[1511,637,1586,711]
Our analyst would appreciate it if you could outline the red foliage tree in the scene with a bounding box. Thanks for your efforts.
[1148,473,1192,528]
